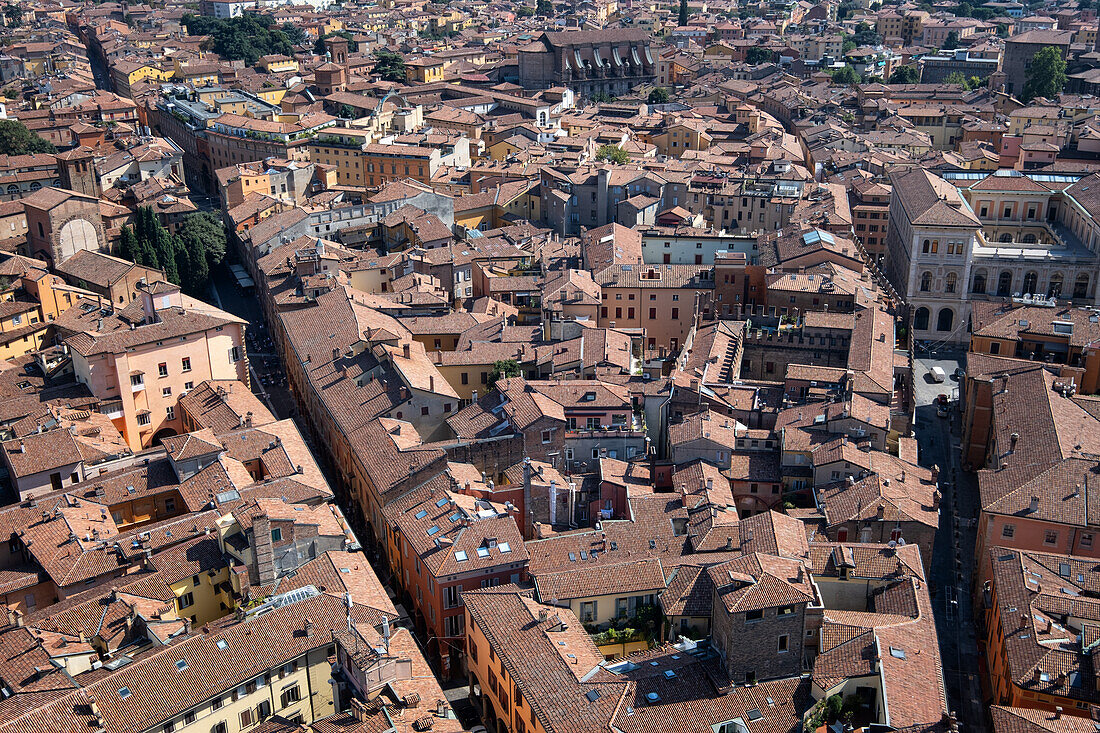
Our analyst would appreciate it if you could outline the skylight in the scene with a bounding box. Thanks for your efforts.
[455,550,468,562]
[175,660,188,671]
[499,542,511,553]
[415,509,428,519]
[747,709,764,722]
[436,497,449,508]
[118,688,131,699]
[216,639,229,650]
[889,647,907,660]
[427,525,440,536]
[586,690,601,702]
[477,547,490,558]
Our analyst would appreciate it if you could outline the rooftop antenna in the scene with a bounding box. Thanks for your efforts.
[382,614,391,653]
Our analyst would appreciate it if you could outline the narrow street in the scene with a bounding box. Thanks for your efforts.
[913,350,986,733]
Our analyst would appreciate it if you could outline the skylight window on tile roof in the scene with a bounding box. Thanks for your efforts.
[1061,563,1072,577]
[586,690,601,702]
[569,552,577,562]
[477,547,490,558]
[436,497,449,508]
[449,512,462,523]
[118,687,131,699]
[664,670,677,679]
[415,509,428,519]
[455,550,468,562]
[499,542,511,553]
[175,660,188,671]
[889,647,907,660]
[216,639,229,650]
[580,550,588,560]
[747,709,764,721]
[427,525,440,536]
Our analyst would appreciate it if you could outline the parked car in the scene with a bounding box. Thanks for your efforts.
[929,366,946,383]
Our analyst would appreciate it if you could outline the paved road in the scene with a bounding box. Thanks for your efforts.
[913,349,988,732]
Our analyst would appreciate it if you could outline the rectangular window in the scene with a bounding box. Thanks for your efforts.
[166,405,175,421]
[212,723,227,733]
[158,363,168,378]
[137,413,151,426]
[181,357,192,372]
[778,634,789,652]
[541,430,552,444]
[444,585,460,608]
[240,710,253,728]
[1083,533,1093,548]
[745,609,764,621]
[280,685,301,708]
[131,374,144,387]
[580,601,596,622]
[1001,524,1015,538]
[178,592,194,609]
[1045,530,1058,545]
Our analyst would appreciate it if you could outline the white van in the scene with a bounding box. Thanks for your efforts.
[929,366,946,383]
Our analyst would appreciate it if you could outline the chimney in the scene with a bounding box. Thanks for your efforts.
[402,342,411,359]
[350,699,367,722]
[932,490,941,510]
[726,536,733,550]
[429,375,435,392]
[930,464,939,482]
[1010,432,1019,451]
[252,514,276,585]
[876,504,885,519]
[304,618,314,637]
[1056,708,1063,720]
[1030,496,1040,513]
[539,608,548,622]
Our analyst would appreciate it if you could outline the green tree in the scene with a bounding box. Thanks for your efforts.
[373,49,406,82]
[596,144,629,163]
[942,30,960,49]
[1022,46,1066,101]
[181,14,293,65]
[888,65,919,84]
[836,1,856,19]
[281,22,307,45]
[118,225,138,262]
[678,0,688,26]
[590,91,615,103]
[831,65,860,85]
[647,87,670,103]
[943,71,968,85]
[745,46,772,64]
[0,119,55,155]
[3,4,23,26]
[178,211,227,268]
[487,359,521,390]
[517,5,535,15]
[536,0,552,13]
[842,39,856,53]
[851,22,881,46]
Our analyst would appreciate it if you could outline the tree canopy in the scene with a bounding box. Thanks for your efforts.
[117,210,226,296]
[2,4,22,27]
[0,120,56,156]
[373,49,406,82]
[596,145,629,163]
[647,87,670,104]
[888,65,920,84]
[181,14,293,65]
[678,0,688,26]
[536,0,552,14]
[745,46,773,65]
[831,65,861,85]
[1022,46,1066,102]
[280,22,307,46]
[487,359,521,391]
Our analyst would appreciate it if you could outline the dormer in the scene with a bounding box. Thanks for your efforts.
[162,430,224,482]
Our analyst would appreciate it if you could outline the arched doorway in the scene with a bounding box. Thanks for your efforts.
[151,428,178,446]
[972,271,987,294]
[1075,273,1090,299]
[914,307,930,331]
[937,308,954,332]
[1048,273,1063,298]
[997,271,1013,296]
[1022,271,1038,295]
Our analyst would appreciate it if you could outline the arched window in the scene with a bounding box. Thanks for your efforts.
[1075,273,1090,299]
[914,307,930,331]
[937,308,954,332]
[5,184,16,195]
[28,182,40,191]
[1022,233,1037,244]
[945,272,957,293]
[997,271,1013,297]
[1048,273,1063,298]
[922,239,931,253]
[1000,233,1013,243]
[1022,271,1038,295]
[920,271,933,292]
[972,271,987,294]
